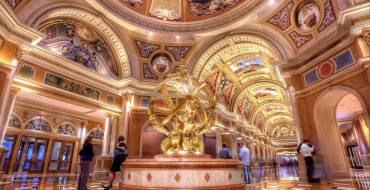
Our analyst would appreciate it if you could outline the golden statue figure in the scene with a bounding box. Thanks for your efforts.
[148,70,216,154]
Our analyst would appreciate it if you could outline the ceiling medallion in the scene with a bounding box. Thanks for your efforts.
[151,53,172,75]
[318,61,334,78]
[295,1,321,32]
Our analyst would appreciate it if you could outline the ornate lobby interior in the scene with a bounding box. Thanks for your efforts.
[0,0,369,189]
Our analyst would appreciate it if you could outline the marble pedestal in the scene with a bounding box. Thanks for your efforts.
[120,154,245,190]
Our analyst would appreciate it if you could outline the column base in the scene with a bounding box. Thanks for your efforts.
[92,156,112,177]
[121,154,245,190]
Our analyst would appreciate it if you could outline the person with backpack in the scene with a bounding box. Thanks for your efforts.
[102,136,128,189]
[78,135,95,190]
[297,139,320,183]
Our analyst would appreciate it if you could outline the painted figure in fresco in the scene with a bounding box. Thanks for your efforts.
[40,21,119,79]
[189,0,240,15]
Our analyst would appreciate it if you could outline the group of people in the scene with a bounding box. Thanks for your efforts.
[77,135,128,190]
[218,143,252,184]
[219,139,320,185]
[77,136,319,189]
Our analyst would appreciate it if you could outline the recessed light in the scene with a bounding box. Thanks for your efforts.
[269,0,275,5]
[149,32,153,36]
[176,35,180,40]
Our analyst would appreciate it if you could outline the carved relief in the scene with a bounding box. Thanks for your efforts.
[25,118,51,132]
[90,128,104,140]
[40,20,119,79]
[361,27,370,46]
[189,0,241,16]
[149,0,181,21]
[120,0,144,6]
[8,114,21,128]
[57,123,77,136]
[44,73,100,100]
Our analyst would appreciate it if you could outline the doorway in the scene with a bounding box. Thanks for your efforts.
[14,136,48,173]
[141,124,164,158]
[313,86,370,178]
[48,140,74,173]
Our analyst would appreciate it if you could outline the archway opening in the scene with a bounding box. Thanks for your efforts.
[313,86,370,178]
[336,93,370,169]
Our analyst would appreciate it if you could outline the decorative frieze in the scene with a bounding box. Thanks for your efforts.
[44,73,100,100]
[303,49,356,87]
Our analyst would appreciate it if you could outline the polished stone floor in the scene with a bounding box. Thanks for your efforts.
[0,166,369,190]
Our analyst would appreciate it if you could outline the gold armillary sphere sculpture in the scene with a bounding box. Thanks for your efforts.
[148,69,216,154]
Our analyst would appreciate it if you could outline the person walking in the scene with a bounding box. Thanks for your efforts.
[219,143,232,159]
[298,139,320,183]
[239,142,251,184]
[103,136,128,189]
[78,135,95,190]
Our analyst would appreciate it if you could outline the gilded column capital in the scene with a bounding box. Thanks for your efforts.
[10,87,21,95]
[284,77,294,88]
[361,27,370,46]
[123,92,133,102]
[15,45,32,60]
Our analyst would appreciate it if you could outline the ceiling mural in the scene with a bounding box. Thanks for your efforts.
[39,20,120,79]
[92,0,262,33]
[116,0,246,22]
[193,34,294,137]
[134,39,192,81]
[272,125,295,138]
[263,0,338,50]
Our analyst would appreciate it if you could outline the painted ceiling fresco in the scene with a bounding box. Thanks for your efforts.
[114,0,245,22]
[194,34,295,138]
[39,20,120,79]
[264,0,337,50]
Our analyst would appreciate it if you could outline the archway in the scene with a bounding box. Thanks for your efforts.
[140,124,164,159]
[313,86,370,178]
[336,92,370,169]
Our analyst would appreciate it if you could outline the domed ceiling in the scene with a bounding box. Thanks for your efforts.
[87,0,262,33]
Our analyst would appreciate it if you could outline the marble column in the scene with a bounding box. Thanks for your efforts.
[0,87,19,146]
[0,68,18,148]
[109,116,118,155]
[248,142,256,161]
[102,115,111,156]
[79,122,87,149]
[118,93,132,140]
[231,135,238,159]
[0,87,19,173]
[215,128,222,158]
[286,78,306,179]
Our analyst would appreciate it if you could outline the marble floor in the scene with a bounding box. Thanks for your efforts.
[0,167,369,190]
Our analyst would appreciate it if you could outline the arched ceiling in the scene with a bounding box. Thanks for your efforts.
[191,34,295,137]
